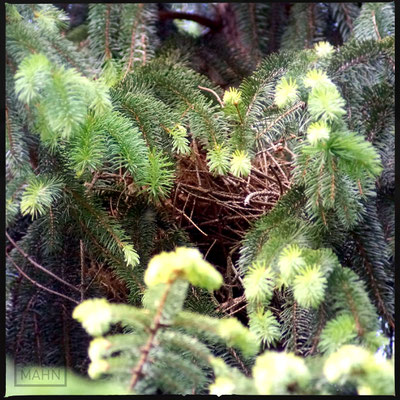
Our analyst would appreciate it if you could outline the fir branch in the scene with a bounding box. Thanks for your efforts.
[104,4,112,60]
[5,105,15,158]
[80,240,85,302]
[354,237,394,330]
[61,303,72,368]
[6,253,79,305]
[76,217,144,294]
[129,280,173,391]
[68,189,124,249]
[341,278,364,337]
[308,304,326,356]
[256,101,305,140]
[123,3,144,80]
[6,232,80,294]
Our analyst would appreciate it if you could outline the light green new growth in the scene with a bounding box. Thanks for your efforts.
[73,247,255,393]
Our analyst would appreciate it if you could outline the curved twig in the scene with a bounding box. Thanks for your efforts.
[198,86,224,107]
[6,232,80,293]
[6,254,79,305]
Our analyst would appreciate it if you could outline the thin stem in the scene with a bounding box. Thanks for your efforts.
[256,101,305,140]
[80,240,85,302]
[198,86,224,107]
[234,103,244,125]
[128,281,173,391]
[6,253,79,305]
[6,232,80,293]
[371,10,381,41]
[123,4,144,80]
[104,4,112,59]
[5,105,15,157]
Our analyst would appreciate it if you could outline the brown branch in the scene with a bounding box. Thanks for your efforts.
[15,294,37,357]
[354,238,395,330]
[84,260,106,294]
[61,303,72,369]
[198,86,224,107]
[357,179,363,196]
[33,312,42,365]
[228,347,250,376]
[340,3,354,32]
[306,4,315,48]
[48,206,55,250]
[158,10,222,31]
[342,280,364,336]
[371,10,381,41]
[123,4,144,80]
[308,304,326,356]
[140,31,147,65]
[129,281,173,391]
[337,55,368,72]
[80,240,85,302]
[228,302,248,316]
[104,4,112,60]
[269,161,287,193]
[234,102,244,125]
[330,158,336,202]
[204,239,217,260]
[6,55,17,74]
[6,254,79,305]
[119,103,150,147]
[5,105,15,157]
[173,206,208,237]
[251,166,284,195]
[6,232,80,294]
[292,301,299,355]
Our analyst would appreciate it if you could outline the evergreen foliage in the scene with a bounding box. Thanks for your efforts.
[6,2,394,395]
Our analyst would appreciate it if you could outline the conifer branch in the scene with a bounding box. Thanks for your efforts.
[123,4,144,80]
[15,294,37,357]
[104,4,112,60]
[341,279,364,337]
[354,237,394,330]
[6,232,80,293]
[68,189,125,249]
[128,280,173,391]
[80,240,85,302]
[6,253,79,305]
[256,101,305,140]
[33,311,42,365]
[5,105,16,157]
[308,304,326,355]
[72,212,145,293]
[61,303,72,368]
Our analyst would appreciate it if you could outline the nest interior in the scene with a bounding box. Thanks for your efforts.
[163,140,294,315]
